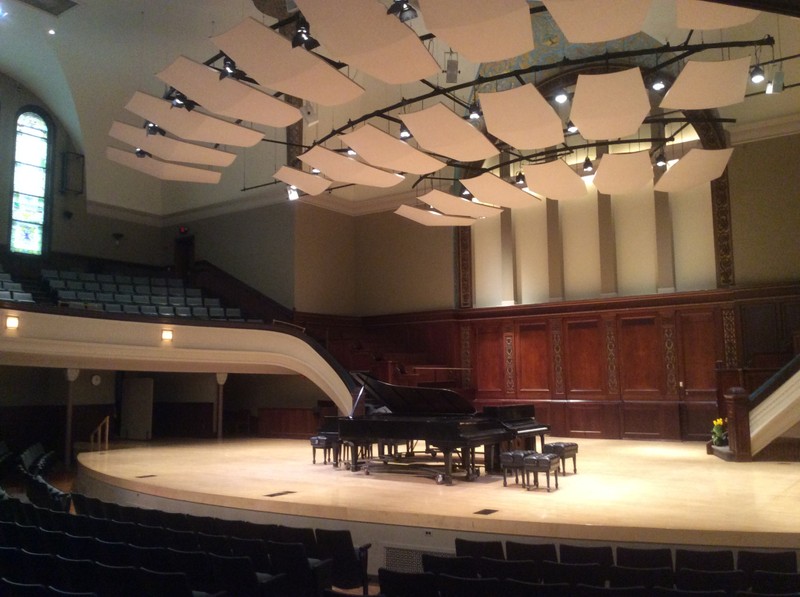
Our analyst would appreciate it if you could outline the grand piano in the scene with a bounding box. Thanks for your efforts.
[337,374,549,484]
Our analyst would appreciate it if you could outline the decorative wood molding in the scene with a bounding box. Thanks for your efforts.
[722,307,738,368]
[605,318,619,395]
[552,321,565,395]
[504,331,515,393]
[457,227,473,309]
[663,323,678,394]
[460,324,472,389]
[712,171,735,288]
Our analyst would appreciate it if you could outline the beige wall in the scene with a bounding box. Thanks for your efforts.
[185,201,296,309]
[0,71,167,266]
[353,211,456,316]
[294,203,357,316]
[729,133,800,286]
[0,366,114,406]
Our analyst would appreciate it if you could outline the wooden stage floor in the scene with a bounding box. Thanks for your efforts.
[75,437,800,562]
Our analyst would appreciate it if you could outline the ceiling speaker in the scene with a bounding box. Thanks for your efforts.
[302,101,318,126]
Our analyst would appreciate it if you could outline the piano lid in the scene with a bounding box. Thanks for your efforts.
[355,373,476,416]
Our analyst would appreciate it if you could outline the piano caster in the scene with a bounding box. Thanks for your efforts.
[434,473,452,485]
[465,470,480,482]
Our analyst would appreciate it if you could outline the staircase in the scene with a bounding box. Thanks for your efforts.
[715,354,800,462]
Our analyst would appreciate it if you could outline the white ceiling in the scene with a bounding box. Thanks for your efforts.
[0,0,798,225]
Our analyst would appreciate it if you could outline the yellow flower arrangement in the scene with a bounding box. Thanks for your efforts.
[711,417,728,446]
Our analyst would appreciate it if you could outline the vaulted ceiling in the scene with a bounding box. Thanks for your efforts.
[0,0,797,224]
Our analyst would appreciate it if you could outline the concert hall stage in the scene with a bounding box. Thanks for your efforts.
[74,437,800,574]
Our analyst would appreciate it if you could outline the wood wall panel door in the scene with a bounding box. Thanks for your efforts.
[565,402,620,437]
[621,401,681,440]
[474,325,505,396]
[617,316,663,400]
[678,310,719,402]
[739,302,780,365]
[677,309,720,440]
[517,322,550,397]
[564,319,605,397]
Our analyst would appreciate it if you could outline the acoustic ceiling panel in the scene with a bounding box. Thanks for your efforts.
[400,103,498,163]
[156,56,302,128]
[395,204,476,226]
[479,84,564,150]
[273,165,333,196]
[294,0,439,85]
[542,0,652,43]
[523,160,588,200]
[109,121,236,167]
[676,0,760,30]
[124,92,264,147]
[299,145,405,188]
[418,0,534,63]
[654,148,734,193]
[420,189,503,219]
[338,124,446,175]
[660,57,750,110]
[211,17,364,107]
[106,147,221,184]
[462,172,538,209]
[593,151,654,195]
[570,68,651,140]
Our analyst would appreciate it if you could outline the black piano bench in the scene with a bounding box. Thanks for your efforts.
[500,449,538,487]
[543,442,579,474]
[523,453,560,492]
[310,435,335,464]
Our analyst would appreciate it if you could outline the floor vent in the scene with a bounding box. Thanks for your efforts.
[384,546,449,573]
[18,0,77,16]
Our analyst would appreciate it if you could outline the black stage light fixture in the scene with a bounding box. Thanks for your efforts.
[292,15,320,51]
[387,0,418,22]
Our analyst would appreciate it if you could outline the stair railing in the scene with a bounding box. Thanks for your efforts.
[90,415,110,452]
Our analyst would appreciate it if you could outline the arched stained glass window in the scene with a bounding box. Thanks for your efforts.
[11,110,51,255]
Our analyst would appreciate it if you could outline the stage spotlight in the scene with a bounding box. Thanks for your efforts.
[583,156,594,172]
[554,90,569,104]
[399,124,412,139]
[750,64,765,84]
[292,15,320,50]
[655,152,667,168]
[387,0,417,22]
[566,120,578,133]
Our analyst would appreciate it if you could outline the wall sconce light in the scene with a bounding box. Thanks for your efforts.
[5,315,19,330]
[161,329,173,342]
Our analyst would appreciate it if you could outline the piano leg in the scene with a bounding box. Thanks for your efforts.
[439,451,454,485]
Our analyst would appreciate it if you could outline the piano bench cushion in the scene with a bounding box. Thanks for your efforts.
[500,449,538,467]
[523,453,560,492]
[310,435,335,448]
[543,442,579,474]
[522,453,560,472]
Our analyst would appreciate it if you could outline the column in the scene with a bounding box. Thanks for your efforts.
[216,373,228,440]
[65,368,80,470]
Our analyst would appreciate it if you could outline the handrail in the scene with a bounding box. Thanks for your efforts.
[90,416,110,452]
[748,353,800,410]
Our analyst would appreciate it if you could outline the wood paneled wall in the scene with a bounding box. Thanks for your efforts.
[348,285,800,443]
